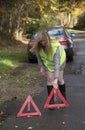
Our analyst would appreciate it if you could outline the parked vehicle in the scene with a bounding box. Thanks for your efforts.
[28,26,74,63]
[27,32,38,63]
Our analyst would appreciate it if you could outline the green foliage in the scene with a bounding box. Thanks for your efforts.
[39,15,60,29]
[75,12,85,29]
[0,0,85,43]
[26,22,40,38]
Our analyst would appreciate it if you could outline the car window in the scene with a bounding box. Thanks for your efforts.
[48,28,64,36]
[30,32,38,40]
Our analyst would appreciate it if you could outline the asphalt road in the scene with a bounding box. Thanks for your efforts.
[0,34,85,130]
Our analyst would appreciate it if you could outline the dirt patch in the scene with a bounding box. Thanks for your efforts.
[0,39,46,126]
[0,63,45,104]
[0,62,46,126]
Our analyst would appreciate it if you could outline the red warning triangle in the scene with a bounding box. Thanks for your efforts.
[44,87,69,109]
[17,95,41,117]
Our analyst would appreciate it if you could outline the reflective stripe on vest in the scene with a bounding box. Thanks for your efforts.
[39,41,66,72]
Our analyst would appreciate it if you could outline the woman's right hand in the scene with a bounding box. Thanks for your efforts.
[40,66,45,75]
[53,78,58,88]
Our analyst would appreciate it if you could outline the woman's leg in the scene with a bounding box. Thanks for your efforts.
[46,71,55,107]
[58,70,66,99]
[58,70,64,85]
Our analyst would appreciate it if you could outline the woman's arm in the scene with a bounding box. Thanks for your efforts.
[53,48,60,86]
[54,47,60,79]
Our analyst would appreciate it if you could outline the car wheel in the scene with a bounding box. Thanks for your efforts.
[66,48,74,62]
[29,58,37,63]
[28,51,37,63]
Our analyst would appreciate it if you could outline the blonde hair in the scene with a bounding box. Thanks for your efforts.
[31,30,52,54]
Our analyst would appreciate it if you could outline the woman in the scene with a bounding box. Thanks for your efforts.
[31,30,66,107]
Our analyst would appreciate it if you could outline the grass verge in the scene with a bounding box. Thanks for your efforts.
[0,46,28,76]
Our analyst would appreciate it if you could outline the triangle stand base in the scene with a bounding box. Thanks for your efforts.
[44,87,69,109]
[17,95,41,117]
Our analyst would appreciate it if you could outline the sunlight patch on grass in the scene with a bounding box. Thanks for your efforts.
[0,59,18,73]
[68,29,85,34]
[0,59,16,68]
[1,59,14,66]
[0,47,27,73]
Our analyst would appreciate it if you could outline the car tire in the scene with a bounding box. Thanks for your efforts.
[28,51,37,63]
[28,58,37,63]
[66,48,74,62]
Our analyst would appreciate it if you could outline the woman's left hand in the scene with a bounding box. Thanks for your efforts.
[40,66,45,76]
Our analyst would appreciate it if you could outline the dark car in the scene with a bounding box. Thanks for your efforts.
[27,33,38,63]
[28,26,74,63]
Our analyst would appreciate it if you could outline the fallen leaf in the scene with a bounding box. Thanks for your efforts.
[28,126,33,129]
[0,111,4,115]
[15,125,18,128]
[82,122,85,124]
[62,122,65,125]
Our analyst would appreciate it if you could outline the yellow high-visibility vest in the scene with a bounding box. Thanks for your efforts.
[39,40,66,72]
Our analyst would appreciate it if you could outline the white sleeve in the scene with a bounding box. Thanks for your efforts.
[54,48,60,78]
[36,55,43,66]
